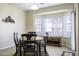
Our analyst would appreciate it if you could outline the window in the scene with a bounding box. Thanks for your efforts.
[44,18,52,32]
[34,16,42,32]
[33,12,72,37]
[52,15,63,36]
[63,12,72,37]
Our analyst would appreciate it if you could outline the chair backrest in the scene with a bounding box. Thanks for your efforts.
[28,32,36,35]
[21,33,37,44]
[28,32,37,41]
[13,32,19,45]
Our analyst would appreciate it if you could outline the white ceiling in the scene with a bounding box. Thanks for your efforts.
[12,3,63,11]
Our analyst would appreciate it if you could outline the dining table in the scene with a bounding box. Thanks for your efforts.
[19,36,44,56]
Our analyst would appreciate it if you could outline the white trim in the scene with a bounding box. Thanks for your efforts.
[71,12,75,50]
[0,45,15,50]
[33,9,73,16]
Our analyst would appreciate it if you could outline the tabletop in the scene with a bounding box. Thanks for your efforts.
[36,36,44,40]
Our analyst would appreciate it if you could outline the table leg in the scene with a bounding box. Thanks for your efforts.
[39,41,41,56]
[20,40,21,56]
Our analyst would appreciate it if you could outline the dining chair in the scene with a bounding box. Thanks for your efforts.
[21,33,37,56]
[28,32,37,42]
[39,33,48,56]
[13,32,20,55]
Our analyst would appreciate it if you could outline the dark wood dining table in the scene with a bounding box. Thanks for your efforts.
[19,37,44,56]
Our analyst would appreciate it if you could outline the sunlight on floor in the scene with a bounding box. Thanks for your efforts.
[46,45,72,56]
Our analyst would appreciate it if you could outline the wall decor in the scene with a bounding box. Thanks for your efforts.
[2,16,15,23]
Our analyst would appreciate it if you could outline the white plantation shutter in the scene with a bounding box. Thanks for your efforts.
[33,12,72,37]
[63,12,72,37]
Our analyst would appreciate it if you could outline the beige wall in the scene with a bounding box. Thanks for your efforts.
[0,4,27,50]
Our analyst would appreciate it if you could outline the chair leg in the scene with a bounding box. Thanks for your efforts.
[39,45,41,56]
[19,45,21,56]
[23,50,25,56]
[15,47,18,55]
[34,48,36,56]
[14,46,19,56]
[44,46,47,55]
[15,48,17,55]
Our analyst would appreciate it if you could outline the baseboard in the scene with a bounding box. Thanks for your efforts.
[0,45,15,50]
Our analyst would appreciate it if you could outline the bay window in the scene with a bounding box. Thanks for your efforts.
[33,12,72,37]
